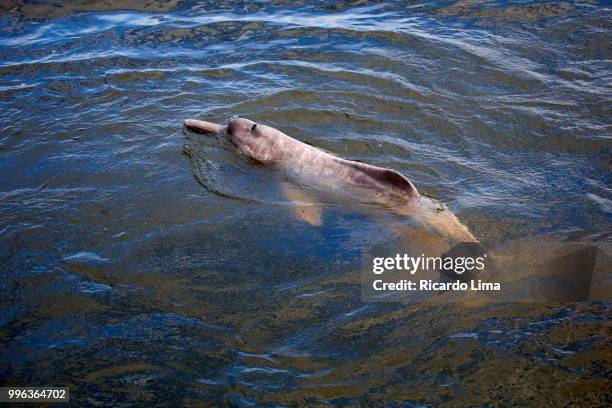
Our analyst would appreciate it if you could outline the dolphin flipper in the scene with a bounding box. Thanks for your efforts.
[281,183,323,226]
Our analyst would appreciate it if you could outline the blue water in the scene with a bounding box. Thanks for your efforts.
[0,1,610,405]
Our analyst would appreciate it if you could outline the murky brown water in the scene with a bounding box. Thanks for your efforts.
[1,1,610,406]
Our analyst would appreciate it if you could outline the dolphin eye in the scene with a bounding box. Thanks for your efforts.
[251,123,257,131]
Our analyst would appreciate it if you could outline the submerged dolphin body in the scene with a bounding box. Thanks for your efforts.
[184,118,476,244]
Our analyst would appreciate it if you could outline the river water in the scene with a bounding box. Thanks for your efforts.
[0,1,610,406]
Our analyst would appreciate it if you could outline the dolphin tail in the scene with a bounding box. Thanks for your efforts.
[184,119,226,134]
[422,210,478,244]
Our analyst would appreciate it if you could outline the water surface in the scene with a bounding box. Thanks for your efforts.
[1,1,610,406]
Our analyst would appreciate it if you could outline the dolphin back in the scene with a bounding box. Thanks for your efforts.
[372,167,419,199]
[345,161,419,200]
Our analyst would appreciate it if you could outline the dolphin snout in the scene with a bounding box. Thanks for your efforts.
[184,119,225,134]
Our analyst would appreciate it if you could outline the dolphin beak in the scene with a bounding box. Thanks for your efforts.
[184,119,226,134]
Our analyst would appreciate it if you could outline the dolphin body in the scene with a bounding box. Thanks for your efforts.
[184,117,476,244]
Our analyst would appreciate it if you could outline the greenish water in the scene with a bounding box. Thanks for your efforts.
[0,1,610,406]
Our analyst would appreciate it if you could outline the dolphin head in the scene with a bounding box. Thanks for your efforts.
[184,116,280,163]
[226,117,258,141]
[226,117,279,163]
